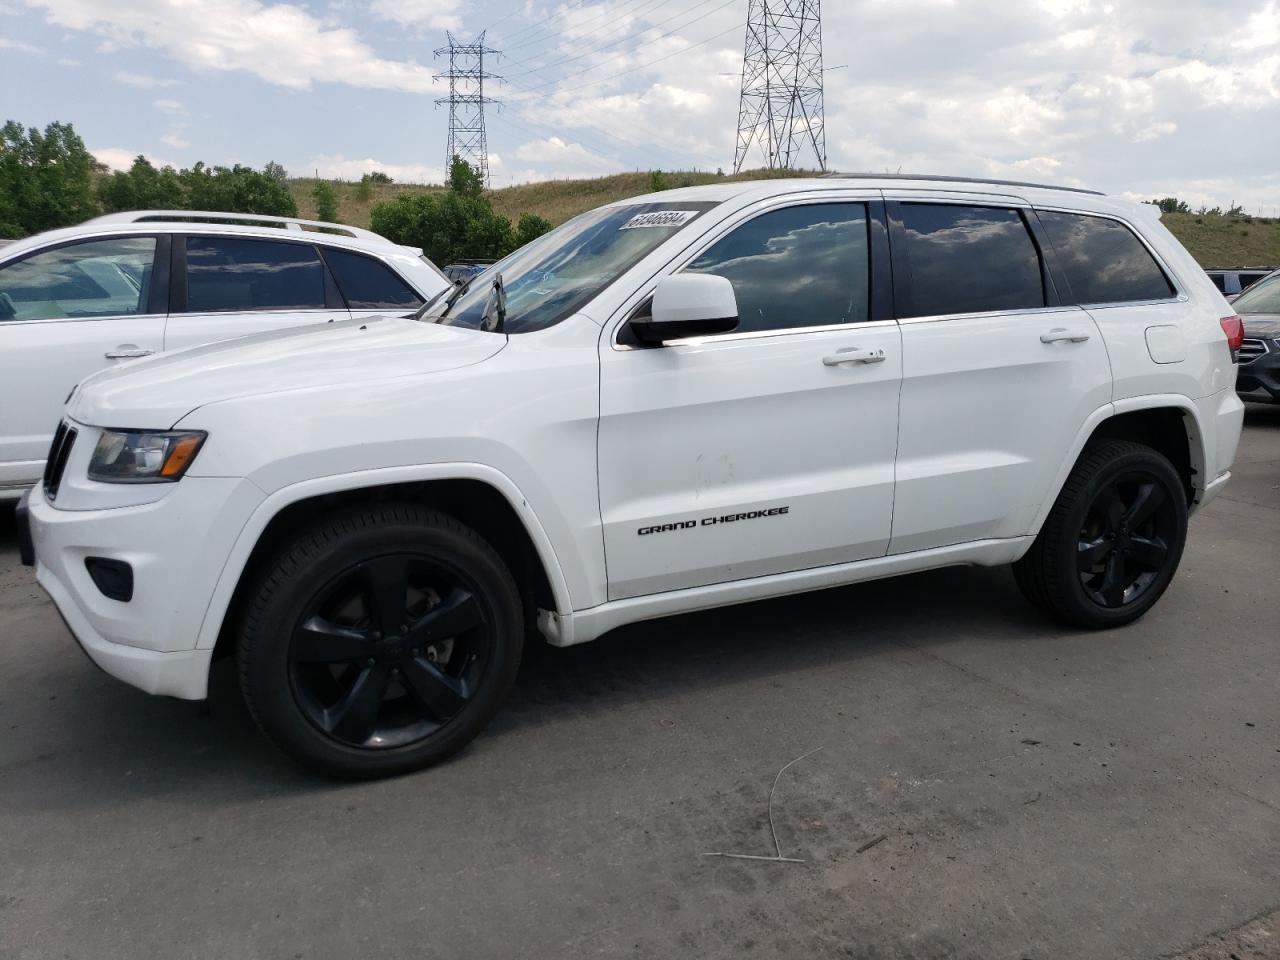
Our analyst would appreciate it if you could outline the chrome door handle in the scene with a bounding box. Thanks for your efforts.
[105,347,154,359]
[1040,328,1091,344]
[823,347,886,366]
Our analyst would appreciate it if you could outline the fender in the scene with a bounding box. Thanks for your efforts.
[1027,393,1210,543]
[192,462,575,651]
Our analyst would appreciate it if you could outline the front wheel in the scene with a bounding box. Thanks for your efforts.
[237,503,523,779]
[1014,439,1188,629]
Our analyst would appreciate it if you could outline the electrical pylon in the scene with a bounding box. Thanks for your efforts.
[434,32,500,185]
[732,0,827,173]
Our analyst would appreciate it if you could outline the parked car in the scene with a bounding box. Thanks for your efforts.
[19,176,1244,778]
[442,261,494,284]
[0,211,449,499]
[1205,266,1275,299]
[1230,268,1280,403]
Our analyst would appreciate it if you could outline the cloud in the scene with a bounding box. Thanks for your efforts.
[308,154,444,183]
[369,0,462,29]
[154,98,185,114]
[28,0,438,92]
[160,132,191,149]
[114,70,181,89]
[514,137,615,172]
[0,36,41,53]
[91,147,171,171]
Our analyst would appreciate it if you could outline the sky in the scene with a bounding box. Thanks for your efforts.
[1,0,1277,210]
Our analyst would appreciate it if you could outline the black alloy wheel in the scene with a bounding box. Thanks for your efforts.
[1075,472,1179,610]
[239,504,523,779]
[1014,439,1188,628]
[289,554,490,749]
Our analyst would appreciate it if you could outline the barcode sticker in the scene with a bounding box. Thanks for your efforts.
[619,210,700,230]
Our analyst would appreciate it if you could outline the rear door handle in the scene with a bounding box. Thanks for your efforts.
[1040,327,1091,344]
[105,347,154,359]
[823,347,886,366]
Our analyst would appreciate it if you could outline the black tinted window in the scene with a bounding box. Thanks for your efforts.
[899,204,1044,318]
[185,237,324,312]
[1036,211,1174,304]
[686,203,870,332]
[324,248,422,309]
[1208,274,1227,292]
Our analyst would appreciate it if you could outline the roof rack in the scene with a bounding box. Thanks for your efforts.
[84,210,396,246]
[820,172,1105,196]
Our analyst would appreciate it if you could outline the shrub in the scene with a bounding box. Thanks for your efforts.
[312,180,339,222]
[371,190,513,265]
[515,212,553,248]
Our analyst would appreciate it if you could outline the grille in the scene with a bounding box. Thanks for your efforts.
[42,421,77,502]
[1238,338,1269,364]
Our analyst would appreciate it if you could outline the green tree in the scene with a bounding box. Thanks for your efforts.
[263,161,289,185]
[514,212,553,248]
[96,156,185,213]
[355,177,374,203]
[649,169,669,192]
[1152,197,1190,215]
[364,171,392,184]
[0,120,97,237]
[312,179,339,222]
[371,190,513,265]
[181,163,297,216]
[447,155,485,197]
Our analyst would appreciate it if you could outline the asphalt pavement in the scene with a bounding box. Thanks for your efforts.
[1,405,1278,960]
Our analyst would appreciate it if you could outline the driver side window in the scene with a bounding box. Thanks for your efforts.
[684,203,870,333]
[0,236,159,322]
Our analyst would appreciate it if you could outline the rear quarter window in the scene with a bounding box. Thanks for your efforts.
[1036,211,1174,305]
[322,248,423,309]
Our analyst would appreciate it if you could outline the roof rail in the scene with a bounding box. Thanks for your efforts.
[84,210,396,246]
[820,172,1106,196]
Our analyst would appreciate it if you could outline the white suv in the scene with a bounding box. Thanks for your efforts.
[18,176,1245,778]
[0,211,449,499]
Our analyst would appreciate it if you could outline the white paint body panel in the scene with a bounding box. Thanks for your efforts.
[24,177,1244,700]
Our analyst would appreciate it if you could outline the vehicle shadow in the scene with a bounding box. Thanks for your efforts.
[1243,401,1280,428]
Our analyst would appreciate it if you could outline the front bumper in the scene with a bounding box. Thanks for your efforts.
[1236,341,1280,404]
[25,477,265,700]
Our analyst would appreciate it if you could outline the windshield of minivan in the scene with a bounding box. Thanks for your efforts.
[429,201,719,333]
[1233,273,1280,314]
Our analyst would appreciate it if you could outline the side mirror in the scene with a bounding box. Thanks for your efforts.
[629,273,738,345]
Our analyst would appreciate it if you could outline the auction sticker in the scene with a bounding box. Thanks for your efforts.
[619,210,700,230]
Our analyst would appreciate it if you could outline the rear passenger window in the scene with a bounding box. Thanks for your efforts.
[323,248,423,309]
[899,204,1044,318]
[185,237,325,312]
[1036,211,1174,304]
[685,203,870,333]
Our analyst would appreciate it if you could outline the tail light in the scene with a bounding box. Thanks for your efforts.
[1220,315,1244,362]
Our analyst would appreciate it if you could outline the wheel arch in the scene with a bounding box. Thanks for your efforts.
[198,464,573,657]
[1031,396,1208,539]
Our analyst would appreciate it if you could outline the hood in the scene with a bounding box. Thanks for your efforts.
[1240,313,1280,339]
[68,315,505,428]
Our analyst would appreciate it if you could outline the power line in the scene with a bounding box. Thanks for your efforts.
[733,0,826,173]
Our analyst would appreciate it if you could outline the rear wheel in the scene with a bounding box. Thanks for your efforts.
[237,503,522,779]
[1014,440,1188,629]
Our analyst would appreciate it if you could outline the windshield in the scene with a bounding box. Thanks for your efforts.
[1233,273,1280,314]
[429,201,719,333]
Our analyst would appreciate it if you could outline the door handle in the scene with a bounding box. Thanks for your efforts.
[105,347,154,359]
[823,347,886,366]
[1039,328,1091,344]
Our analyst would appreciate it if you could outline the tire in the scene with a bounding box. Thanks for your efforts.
[1013,439,1188,629]
[237,502,523,779]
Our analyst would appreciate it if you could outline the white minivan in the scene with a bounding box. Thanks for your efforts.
[0,211,449,499]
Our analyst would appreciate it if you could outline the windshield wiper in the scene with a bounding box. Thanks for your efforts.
[409,283,456,321]
[479,273,506,333]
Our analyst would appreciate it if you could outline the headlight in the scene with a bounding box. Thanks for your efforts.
[88,430,207,483]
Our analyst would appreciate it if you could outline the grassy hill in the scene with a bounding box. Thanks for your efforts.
[290,172,1280,269]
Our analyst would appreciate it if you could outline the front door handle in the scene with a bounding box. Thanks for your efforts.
[1040,328,1091,344]
[105,346,154,359]
[823,347,886,366]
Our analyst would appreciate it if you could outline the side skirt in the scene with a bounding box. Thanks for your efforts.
[538,535,1034,648]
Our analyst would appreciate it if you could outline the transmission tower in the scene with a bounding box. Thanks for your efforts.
[732,0,826,174]
[434,32,500,185]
